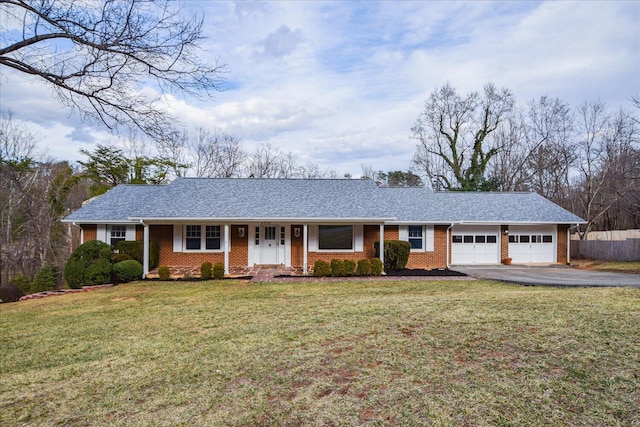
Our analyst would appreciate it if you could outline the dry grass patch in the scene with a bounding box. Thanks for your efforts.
[573,259,640,274]
[1,280,638,426]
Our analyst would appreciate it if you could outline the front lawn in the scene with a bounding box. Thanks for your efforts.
[1,280,638,426]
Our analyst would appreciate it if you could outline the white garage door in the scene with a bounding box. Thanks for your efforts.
[508,225,557,263]
[451,225,500,264]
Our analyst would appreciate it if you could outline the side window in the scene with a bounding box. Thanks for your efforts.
[185,225,202,250]
[408,225,423,249]
[205,226,221,250]
[110,225,126,249]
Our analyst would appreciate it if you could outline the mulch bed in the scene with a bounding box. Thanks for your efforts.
[275,268,466,278]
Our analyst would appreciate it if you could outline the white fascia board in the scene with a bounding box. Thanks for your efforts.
[60,219,139,224]
[128,217,394,224]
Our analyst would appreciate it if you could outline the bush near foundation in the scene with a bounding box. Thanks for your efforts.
[158,265,171,280]
[117,240,160,269]
[201,262,213,280]
[357,259,371,276]
[313,260,331,277]
[212,263,225,280]
[0,282,25,303]
[374,240,411,272]
[343,259,356,276]
[330,259,345,277]
[113,260,143,283]
[64,240,113,289]
[370,258,383,276]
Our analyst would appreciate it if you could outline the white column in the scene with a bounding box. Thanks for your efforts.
[143,223,149,278]
[224,224,230,275]
[379,224,385,266]
[303,224,308,275]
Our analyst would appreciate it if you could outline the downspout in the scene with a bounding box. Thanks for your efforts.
[446,222,454,268]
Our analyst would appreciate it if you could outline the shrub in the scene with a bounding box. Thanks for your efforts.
[313,260,331,277]
[113,260,143,283]
[0,283,25,303]
[32,264,57,293]
[64,240,113,289]
[370,258,383,276]
[117,240,160,269]
[357,259,371,276]
[200,262,213,280]
[212,262,225,280]
[113,253,132,263]
[158,265,171,280]
[11,274,33,295]
[330,259,345,277]
[343,259,356,276]
[375,240,411,272]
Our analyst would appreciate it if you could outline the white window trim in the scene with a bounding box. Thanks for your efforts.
[399,225,434,252]
[311,224,363,253]
[178,224,225,253]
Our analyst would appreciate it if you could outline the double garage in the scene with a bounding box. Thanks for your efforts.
[451,224,557,265]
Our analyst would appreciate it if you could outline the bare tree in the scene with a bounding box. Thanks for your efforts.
[411,82,515,190]
[187,128,246,178]
[246,143,297,178]
[0,0,226,142]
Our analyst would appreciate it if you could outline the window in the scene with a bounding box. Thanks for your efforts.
[463,235,473,243]
[475,235,486,243]
[318,225,353,250]
[532,235,542,243]
[408,225,423,249]
[255,227,260,245]
[543,235,553,243]
[452,235,463,243]
[205,226,221,250]
[519,235,530,243]
[110,225,126,249]
[186,225,202,250]
[509,235,518,243]
[487,235,497,244]
[184,225,223,251]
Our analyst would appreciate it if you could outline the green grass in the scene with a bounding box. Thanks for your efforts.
[1,280,639,426]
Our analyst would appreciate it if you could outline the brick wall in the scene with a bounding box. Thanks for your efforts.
[501,225,509,262]
[82,224,97,242]
[557,224,568,264]
[406,225,448,269]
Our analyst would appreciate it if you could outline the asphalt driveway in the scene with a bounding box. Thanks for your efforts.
[453,265,640,288]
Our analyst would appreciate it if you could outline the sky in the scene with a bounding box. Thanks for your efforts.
[1,0,639,176]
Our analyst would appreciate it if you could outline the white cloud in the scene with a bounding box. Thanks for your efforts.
[1,0,638,174]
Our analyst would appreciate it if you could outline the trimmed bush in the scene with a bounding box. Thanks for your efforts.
[357,259,371,276]
[313,260,331,277]
[0,283,25,303]
[112,253,132,263]
[158,265,171,280]
[64,240,113,289]
[375,240,411,272]
[113,260,143,283]
[212,263,225,280]
[370,258,383,276]
[117,240,160,269]
[343,259,356,276]
[32,264,57,293]
[330,259,345,277]
[200,262,213,280]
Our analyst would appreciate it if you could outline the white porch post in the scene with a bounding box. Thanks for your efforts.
[143,223,149,278]
[224,224,230,275]
[303,224,308,275]
[379,224,385,266]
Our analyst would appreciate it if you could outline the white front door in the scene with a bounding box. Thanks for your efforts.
[260,225,279,264]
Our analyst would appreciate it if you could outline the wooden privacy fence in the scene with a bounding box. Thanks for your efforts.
[571,239,640,261]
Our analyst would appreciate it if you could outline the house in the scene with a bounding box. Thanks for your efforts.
[61,178,585,276]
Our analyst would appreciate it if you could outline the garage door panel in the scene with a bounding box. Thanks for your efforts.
[508,225,556,263]
[451,226,500,264]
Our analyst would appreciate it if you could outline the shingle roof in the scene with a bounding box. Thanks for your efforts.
[63,178,585,224]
